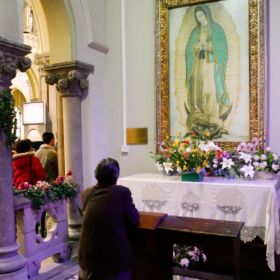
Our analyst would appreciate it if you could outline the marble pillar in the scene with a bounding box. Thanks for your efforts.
[45,61,94,240]
[0,37,31,279]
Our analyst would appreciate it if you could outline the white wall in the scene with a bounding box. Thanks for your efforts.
[106,0,156,177]
[0,0,22,42]
[68,0,110,188]
[268,0,280,153]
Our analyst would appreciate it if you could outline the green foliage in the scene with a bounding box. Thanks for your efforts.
[0,89,17,146]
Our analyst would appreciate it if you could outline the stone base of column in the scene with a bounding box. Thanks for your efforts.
[68,218,82,241]
[67,197,82,241]
[0,266,28,280]
[0,243,27,279]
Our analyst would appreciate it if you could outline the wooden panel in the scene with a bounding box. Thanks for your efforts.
[157,216,244,238]
[138,212,167,230]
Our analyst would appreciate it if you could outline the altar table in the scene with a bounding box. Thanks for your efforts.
[118,173,280,271]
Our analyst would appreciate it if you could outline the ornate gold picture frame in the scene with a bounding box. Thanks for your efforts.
[155,0,266,150]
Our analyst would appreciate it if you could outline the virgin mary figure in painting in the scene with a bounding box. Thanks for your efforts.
[185,4,232,139]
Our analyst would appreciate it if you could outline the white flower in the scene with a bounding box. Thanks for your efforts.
[253,155,260,161]
[213,163,218,168]
[213,158,218,164]
[273,153,279,161]
[187,251,195,257]
[202,253,207,262]
[176,166,182,174]
[260,161,267,168]
[180,258,190,268]
[154,162,164,172]
[200,141,220,152]
[198,142,207,151]
[253,162,260,167]
[272,164,279,171]
[240,165,255,178]
[266,147,271,152]
[239,152,252,164]
[221,158,235,169]
[163,162,173,174]
[191,255,200,262]
[260,154,267,161]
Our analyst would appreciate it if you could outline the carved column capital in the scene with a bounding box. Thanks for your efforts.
[44,60,94,98]
[33,52,50,72]
[0,37,31,87]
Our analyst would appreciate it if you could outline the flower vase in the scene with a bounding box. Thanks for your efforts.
[181,171,204,182]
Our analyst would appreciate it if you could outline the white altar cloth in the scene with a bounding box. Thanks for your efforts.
[118,173,280,271]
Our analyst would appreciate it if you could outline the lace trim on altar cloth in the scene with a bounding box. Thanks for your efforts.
[241,226,265,243]
[142,199,167,211]
[217,205,242,215]
[240,227,278,271]
[181,202,200,213]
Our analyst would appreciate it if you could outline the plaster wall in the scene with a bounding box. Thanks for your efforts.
[268,0,280,153]
[69,0,110,187]
[104,0,156,177]
[0,0,22,42]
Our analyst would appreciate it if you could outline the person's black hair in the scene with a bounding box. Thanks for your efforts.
[15,139,32,153]
[42,132,54,144]
[95,158,120,187]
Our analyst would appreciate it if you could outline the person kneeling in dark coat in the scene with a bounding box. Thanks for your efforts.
[78,158,139,280]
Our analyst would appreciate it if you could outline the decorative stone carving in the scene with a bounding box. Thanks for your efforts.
[44,72,57,85]
[0,38,31,86]
[14,197,70,278]
[33,53,50,72]
[45,60,94,98]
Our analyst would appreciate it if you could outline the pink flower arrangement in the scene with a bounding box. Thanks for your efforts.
[13,170,78,208]
[35,180,51,191]
[18,182,32,190]
[173,244,207,269]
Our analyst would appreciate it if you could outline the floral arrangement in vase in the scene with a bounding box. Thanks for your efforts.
[153,135,280,180]
[13,171,78,208]
[153,134,220,176]
[173,243,207,269]
[209,137,280,179]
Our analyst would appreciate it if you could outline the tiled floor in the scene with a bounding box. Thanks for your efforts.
[36,258,199,280]
[35,258,79,280]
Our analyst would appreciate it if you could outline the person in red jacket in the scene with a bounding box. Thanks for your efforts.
[13,139,46,188]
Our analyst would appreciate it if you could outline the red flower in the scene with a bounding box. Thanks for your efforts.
[66,170,72,176]
[215,150,223,160]
[53,176,65,185]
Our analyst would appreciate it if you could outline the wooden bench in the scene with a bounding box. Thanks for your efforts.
[156,216,244,280]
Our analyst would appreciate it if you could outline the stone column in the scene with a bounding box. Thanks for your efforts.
[45,61,94,240]
[33,53,65,175]
[0,37,31,279]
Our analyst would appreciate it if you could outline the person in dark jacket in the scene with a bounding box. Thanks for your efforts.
[78,158,139,280]
[13,139,46,188]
